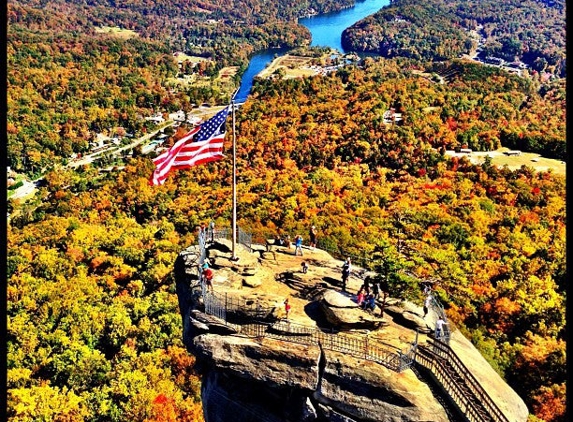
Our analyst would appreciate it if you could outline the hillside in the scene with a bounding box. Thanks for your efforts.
[7,0,566,421]
[341,0,566,76]
[8,0,346,176]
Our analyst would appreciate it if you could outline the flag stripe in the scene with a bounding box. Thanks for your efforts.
[153,136,224,180]
[150,106,230,185]
[153,127,200,166]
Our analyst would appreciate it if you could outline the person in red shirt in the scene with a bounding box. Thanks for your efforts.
[284,298,291,319]
[203,267,214,291]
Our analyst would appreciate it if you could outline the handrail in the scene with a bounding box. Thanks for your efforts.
[416,346,490,422]
[202,226,252,252]
[200,288,413,373]
[418,340,510,422]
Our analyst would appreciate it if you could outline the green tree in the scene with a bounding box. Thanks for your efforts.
[370,240,417,317]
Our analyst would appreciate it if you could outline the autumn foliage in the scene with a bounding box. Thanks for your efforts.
[7,1,566,421]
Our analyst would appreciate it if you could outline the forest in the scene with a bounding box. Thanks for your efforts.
[7,0,321,175]
[7,0,566,421]
[7,0,565,176]
[342,0,566,76]
[8,57,566,421]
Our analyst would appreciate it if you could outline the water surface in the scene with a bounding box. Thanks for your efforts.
[235,0,389,102]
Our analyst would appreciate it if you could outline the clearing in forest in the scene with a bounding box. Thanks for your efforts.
[446,148,565,176]
[95,26,138,39]
[218,66,240,80]
[258,54,318,79]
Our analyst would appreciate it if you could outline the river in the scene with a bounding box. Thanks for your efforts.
[234,0,390,103]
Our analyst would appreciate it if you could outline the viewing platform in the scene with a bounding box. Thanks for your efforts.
[174,231,528,422]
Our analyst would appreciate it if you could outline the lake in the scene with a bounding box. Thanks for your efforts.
[234,0,390,102]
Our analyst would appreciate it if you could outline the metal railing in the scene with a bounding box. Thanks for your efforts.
[202,283,226,322]
[201,225,252,252]
[415,339,510,422]
[427,294,451,345]
[197,288,415,373]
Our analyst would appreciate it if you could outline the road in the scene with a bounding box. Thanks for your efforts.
[9,179,38,200]
[9,122,176,201]
[68,121,175,168]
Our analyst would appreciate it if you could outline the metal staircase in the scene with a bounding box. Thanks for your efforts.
[415,339,510,422]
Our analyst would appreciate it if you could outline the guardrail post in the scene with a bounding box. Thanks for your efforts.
[364,330,369,359]
[225,293,228,325]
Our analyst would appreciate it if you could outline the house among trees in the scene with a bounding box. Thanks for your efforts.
[91,134,112,152]
[169,110,186,122]
[383,108,403,125]
[484,56,504,66]
[145,112,165,124]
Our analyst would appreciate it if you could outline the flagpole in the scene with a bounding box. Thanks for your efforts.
[231,99,237,260]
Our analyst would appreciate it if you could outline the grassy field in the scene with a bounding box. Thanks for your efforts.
[174,53,208,64]
[257,54,318,79]
[95,26,138,39]
[447,148,566,176]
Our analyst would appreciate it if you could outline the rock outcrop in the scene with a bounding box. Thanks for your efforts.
[175,240,529,422]
[193,333,449,422]
[319,289,386,330]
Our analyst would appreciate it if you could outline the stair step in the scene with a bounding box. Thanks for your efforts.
[416,343,503,422]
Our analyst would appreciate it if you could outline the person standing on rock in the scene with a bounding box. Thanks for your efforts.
[371,281,380,300]
[284,298,291,319]
[360,276,371,294]
[435,316,445,339]
[341,257,351,292]
[209,221,215,242]
[199,260,209,283]
[309,225,317,250]
[294,235,303,256]
[203,267,214,292]
[301,261,308,274]
[423,295,432,318]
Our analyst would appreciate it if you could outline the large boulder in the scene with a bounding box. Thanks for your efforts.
[193,333,321,390]
[319,289,385,330]
[177,242,529,422]
[192,331,451,422]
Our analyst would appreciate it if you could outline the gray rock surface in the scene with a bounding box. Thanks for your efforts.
[176,242,529,422]
[316,348,450,422]
[322,289,359,308]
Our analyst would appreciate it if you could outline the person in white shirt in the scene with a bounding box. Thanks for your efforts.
[436,317,445,339]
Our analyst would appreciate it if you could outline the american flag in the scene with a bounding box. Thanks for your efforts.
[150,106,231,185]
